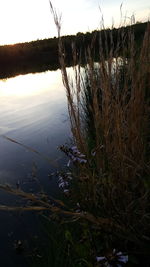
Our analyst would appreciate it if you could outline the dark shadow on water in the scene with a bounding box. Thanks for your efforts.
[0,21,147,79]
[0,60,60,79]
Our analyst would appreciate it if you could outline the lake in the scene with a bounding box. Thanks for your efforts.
[0,69,70,266]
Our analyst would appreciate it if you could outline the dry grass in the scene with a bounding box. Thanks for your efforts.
[0,3,149,265]
[59,26,150,181]
[50,2,150,261]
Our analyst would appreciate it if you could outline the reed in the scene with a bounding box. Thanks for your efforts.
[0,3,149,266]
[50,2,150,265]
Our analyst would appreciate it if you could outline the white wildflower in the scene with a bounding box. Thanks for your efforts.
[91,151,96,156]
[117,255,128,263]
[71,146,78,151]
[96,256,106,262]
[63,189,69,193]
[67,160,71,167]
[78,158,87,164]
[96,249,128,266]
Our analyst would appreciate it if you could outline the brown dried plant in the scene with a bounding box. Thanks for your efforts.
[0,3,149,263]
[50,1,150,245]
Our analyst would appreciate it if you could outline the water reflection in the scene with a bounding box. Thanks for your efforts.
[0,71,62,97]
[0,69,70,185]
[0,69,71,266]
[0,71,69,267]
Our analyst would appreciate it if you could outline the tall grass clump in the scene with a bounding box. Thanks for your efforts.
[50,3,150,265]
[0,4,149,266]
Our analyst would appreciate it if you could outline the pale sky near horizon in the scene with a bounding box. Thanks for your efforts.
[0,0,149,45]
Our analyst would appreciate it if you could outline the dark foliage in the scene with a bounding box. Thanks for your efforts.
[0,22,148,79]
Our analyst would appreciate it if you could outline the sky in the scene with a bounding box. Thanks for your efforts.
[0,0,149,45]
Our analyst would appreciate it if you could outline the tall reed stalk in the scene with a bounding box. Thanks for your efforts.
[50,2,150,263]
[0,3,149,265]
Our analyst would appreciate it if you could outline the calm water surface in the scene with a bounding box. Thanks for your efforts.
[0,70,70,266]
[0,70,70,184]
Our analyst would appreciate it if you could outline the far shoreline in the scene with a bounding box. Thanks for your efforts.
[0,22,148,79]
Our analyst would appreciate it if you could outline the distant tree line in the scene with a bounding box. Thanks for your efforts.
[0,22,148,78]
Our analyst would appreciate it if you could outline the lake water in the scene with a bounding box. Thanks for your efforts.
[0,70,70,266]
